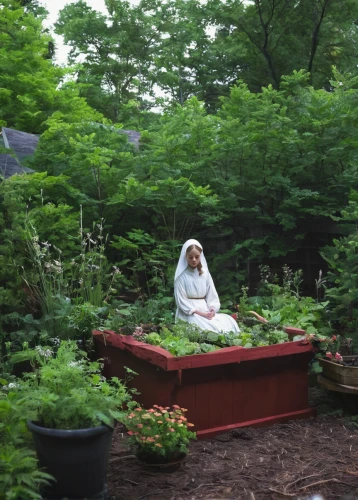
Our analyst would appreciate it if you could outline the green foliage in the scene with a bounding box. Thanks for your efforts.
[122,405,196,460]
[11,340,133,430]
[105,297,174,331]
[143,318,291,355]
[254,265,331,335]
[110,230,177,297]
[0,384,53,499]
[0,445,52,500]
[144,322,219,356]
[321,190,358,322]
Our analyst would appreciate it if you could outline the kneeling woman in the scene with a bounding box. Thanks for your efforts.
[174,239,239,333]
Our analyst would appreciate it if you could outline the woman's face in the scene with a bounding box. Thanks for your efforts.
[186,248,201,269]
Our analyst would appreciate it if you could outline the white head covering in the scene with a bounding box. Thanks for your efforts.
[174,239,208,281]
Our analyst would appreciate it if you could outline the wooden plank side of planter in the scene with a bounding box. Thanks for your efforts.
[196,408,316,439]
[171,351,315,437]
[319,358,358,386]
[94,330,174,371]
[94,336,179,409]
[94,330,313,371]
[92,330,315,438]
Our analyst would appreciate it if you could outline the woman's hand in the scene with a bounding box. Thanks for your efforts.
[194,310,215,320]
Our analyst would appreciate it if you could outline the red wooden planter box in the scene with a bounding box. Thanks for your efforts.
[93,330,316,439]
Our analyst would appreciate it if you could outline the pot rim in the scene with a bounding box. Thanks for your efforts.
[27,420,113,438]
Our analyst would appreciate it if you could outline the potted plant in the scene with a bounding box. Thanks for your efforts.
[13,340,133,499]
[122,404,196,471]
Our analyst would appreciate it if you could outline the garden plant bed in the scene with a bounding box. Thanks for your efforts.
[93,330,316,438]
[319,356,358,386]
[108,408,358,499]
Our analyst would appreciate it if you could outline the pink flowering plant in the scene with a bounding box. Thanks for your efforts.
[304,333,346,362]
[122,404,196,462]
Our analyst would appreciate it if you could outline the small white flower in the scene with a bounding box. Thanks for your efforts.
[8,383,19,389]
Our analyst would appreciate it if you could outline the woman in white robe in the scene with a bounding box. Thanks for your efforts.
[174,239,240,333]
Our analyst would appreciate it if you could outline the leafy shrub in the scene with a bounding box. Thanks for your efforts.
[11,340,134,430]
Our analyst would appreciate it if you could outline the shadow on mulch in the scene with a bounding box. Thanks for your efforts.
[107,386,358,500]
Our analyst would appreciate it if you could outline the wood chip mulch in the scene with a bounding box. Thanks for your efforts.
[107,388,358,500]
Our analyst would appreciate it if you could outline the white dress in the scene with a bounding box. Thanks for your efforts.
[174,266,240,333]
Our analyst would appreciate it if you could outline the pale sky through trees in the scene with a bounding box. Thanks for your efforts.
[41,0,109,64]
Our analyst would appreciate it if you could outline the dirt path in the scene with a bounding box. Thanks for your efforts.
[107,388,358,500]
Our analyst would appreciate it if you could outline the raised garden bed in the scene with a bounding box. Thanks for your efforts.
[319,356,358,386]
[93,330,316,438]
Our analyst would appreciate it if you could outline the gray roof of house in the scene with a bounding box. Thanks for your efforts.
[0,127,37,179]
[0,126,141,179]
[117,129,141,150]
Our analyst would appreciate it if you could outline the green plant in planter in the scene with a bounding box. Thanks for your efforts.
[122,404,196,464]
[12,340,132,429]
[253,265,331,335]
[9,340,135,499]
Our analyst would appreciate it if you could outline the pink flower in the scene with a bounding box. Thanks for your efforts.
[146,437,155,442]
[154,412,161,416]
[187,423,194,427]
[169,428,175,432]
[148,409,155,413]
[137,424,143,428]
[135,408,142,412]
[166,418,172,422]
[172,404,180,410]
[335,352,343,361]
[326,352,333,359]
[127,431,134,436]
[331,335,337,341]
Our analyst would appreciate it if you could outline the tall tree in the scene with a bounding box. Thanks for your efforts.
[0,0,64,132]
[208,0,358,93]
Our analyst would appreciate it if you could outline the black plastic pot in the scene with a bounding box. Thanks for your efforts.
[27,420,113,499]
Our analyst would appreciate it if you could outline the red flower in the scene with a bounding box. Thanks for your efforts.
[331,335,337,341]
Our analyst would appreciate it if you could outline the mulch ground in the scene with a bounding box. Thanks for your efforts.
[107,387,358,500]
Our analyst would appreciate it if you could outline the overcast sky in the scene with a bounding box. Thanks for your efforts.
[41,0,108,64]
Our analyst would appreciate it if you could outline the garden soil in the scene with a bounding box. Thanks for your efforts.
[107,387,358,500]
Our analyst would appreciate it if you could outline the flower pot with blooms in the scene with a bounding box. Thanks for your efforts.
[12,340,133,499]
[122,404,196,470]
